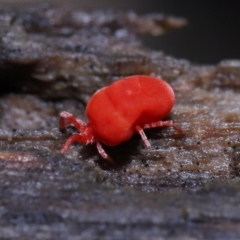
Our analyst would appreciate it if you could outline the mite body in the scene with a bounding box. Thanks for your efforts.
[59,75,182,162]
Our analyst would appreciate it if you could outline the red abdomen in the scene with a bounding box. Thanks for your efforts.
[86,75,175,146]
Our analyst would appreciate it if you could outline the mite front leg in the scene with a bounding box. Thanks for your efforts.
[60,134,88,153]
[59,111,86,131]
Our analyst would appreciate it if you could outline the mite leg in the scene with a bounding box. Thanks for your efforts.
[135,120,182,148]
[59,111,86,131]
[143,120,183,134]
[96,142,114,164]
[135,125,151,148]
[60,134,87,153]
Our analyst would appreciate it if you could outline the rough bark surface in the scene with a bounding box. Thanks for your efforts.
[0,3,240,240]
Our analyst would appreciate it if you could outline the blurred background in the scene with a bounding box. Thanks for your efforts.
[1,0,240,64]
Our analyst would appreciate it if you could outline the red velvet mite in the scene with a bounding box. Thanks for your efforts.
[59,75,182,162]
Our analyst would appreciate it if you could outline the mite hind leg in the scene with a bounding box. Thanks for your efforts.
[135,125,151,148]
[135,120,182,148]
[143,120,182,134]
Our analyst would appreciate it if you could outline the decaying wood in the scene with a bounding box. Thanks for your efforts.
[0,3,240,240]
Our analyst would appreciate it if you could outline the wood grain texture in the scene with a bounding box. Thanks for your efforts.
[0,4,240,239]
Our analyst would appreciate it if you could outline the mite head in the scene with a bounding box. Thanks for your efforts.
[82,123,95,144]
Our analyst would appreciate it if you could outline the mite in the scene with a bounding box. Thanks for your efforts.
[59,75,182,162]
